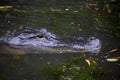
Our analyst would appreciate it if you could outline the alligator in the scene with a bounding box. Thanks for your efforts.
[0,27,101,54]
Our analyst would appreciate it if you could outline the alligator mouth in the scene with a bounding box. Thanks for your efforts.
[0,27,101,54]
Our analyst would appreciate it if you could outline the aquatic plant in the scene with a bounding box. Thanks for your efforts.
[43,57,97,80]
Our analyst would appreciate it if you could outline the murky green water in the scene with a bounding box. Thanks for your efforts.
[0,0,120,80]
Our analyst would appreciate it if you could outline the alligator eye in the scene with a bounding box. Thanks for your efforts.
[90,38,93,40]
[89,37,95,41]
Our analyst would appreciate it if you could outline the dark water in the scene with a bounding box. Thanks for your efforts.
[0,0,120,80]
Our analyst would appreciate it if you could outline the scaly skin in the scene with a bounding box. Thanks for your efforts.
[0,27,101,54]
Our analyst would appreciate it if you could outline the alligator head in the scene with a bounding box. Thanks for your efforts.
[0,27,101,54]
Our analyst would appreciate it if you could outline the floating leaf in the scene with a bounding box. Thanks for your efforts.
[77,24,81,27]
[107,9,112,13]
[65,8,69,11]
[85,59,91,66]
[115,56,120,59]
[0,6,13,11]
[106,58,118,62]
[13,55,21,61]
[66,77,72,80]
[19,25,24,31]
[108,48,118,53]
[78,28,82,31]
[85,4,97,7]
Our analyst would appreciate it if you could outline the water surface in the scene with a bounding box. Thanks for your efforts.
[0,0,120,80]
